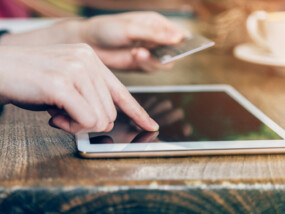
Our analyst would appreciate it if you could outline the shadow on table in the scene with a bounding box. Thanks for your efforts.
[0,105,4,116]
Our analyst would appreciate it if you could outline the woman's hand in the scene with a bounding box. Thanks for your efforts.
[0,44,159,134]
[78,11,189,72]
[80,11,187,48]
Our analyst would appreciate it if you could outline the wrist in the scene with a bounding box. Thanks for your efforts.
[0,67,9,105]
[0,18,84,46]
[54,18,85,44]
[77,18,101,46]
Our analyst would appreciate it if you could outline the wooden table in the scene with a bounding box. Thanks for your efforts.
[1,20,285,214]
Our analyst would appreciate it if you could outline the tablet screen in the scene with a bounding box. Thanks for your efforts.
[88,91,282,144]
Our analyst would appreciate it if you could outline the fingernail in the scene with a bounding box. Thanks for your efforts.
[138,49,150,60]
[170,33,182,43]
[149,117,159,131]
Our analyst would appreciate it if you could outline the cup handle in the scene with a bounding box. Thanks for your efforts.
[246,11,268,49]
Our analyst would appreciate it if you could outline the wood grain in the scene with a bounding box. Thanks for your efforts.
[2,188,285,213]
[2,51,285,213]
[2,25,285,214]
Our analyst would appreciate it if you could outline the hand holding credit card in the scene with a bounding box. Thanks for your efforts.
[150,34,215,64]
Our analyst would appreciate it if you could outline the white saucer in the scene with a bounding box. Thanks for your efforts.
[234,43,285,67]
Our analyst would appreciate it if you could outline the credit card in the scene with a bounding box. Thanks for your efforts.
[150,34,215,64]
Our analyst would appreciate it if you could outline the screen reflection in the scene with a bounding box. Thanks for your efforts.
[89,92,282,144]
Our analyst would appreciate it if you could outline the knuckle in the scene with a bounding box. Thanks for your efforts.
[91,115,109,132]
[84,117,97,129]
[108,107,117,122]
[104,123,114,133]
[95,120,109,133]
[112,85,129,104]
[66,60,85,74]
[116,93,128,105]
[73,43,94,58]
[53,87,69,101]
[48,87,71,108]
[48,74,70,92]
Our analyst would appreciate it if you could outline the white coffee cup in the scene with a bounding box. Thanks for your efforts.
[247,11,285,58]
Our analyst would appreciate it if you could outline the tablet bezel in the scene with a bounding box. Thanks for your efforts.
[76,85,285,158]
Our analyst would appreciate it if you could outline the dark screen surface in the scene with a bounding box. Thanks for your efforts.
[89,92,282,144]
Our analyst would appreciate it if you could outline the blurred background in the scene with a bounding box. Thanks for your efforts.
[0,0,284,51]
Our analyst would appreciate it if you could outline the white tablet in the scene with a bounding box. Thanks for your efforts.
[76,85,285,158]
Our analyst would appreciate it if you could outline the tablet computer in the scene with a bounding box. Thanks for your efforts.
[76,85,285,158]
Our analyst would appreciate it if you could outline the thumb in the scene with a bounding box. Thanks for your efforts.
[92,46,139,70]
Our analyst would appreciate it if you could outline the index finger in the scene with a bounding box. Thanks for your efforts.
[105,71,159,131]
[113,84,159,131]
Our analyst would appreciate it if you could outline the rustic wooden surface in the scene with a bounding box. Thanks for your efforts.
[2,20,285,213]
[1,49,285,213]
